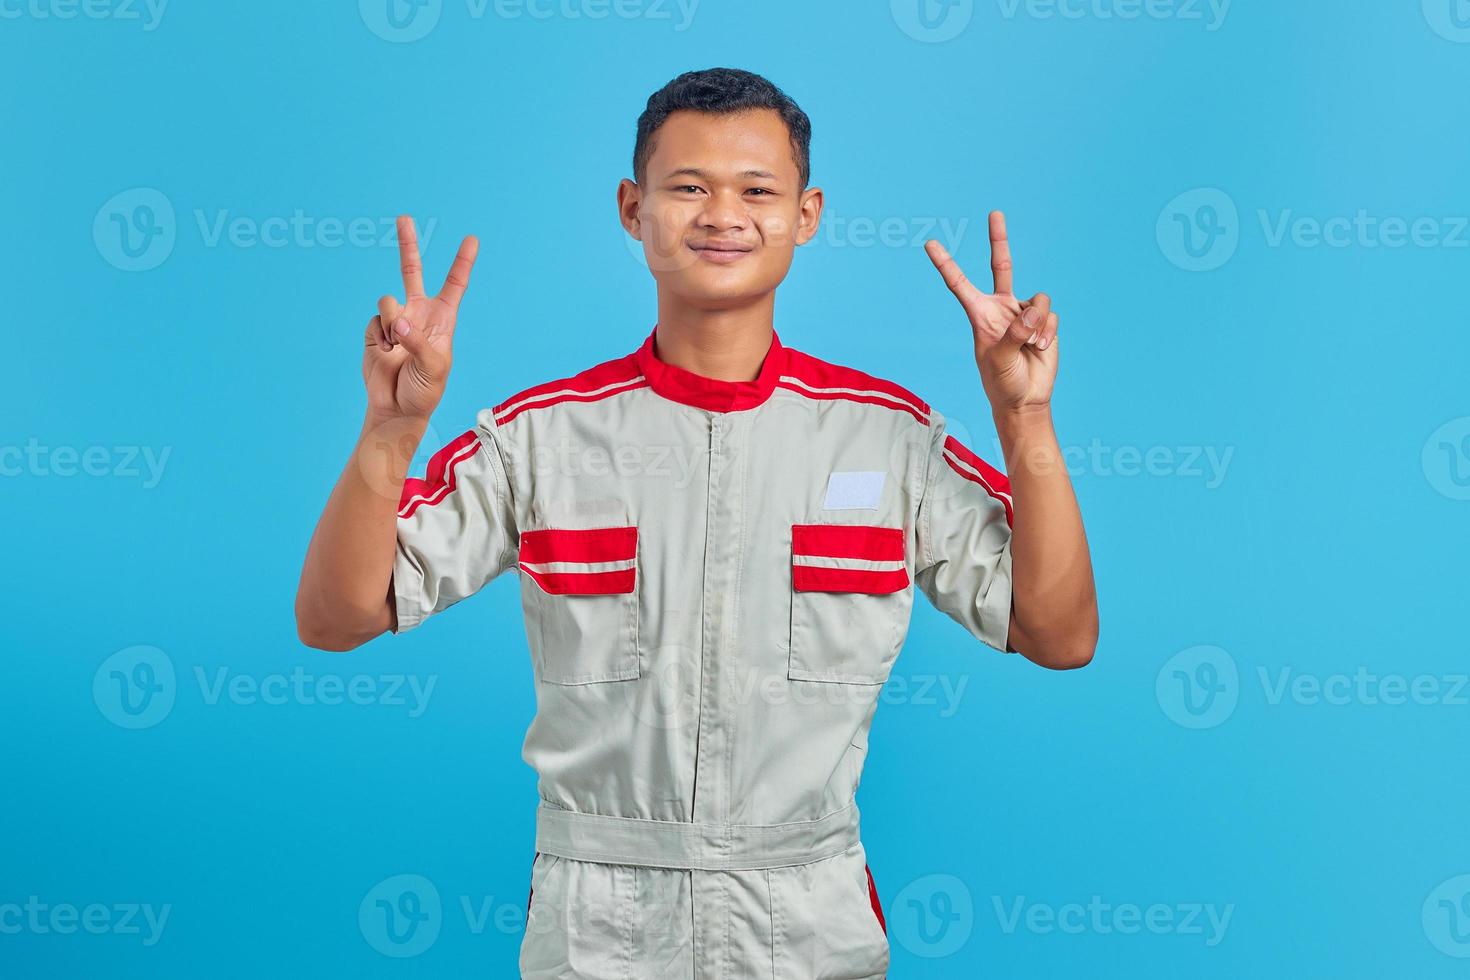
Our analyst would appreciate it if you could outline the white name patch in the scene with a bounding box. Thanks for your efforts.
[822,470,886,510]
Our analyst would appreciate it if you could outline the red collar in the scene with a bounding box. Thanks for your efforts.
[634,324,786,413]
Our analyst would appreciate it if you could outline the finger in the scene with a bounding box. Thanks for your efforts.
[388,314,427,358]
[989,211,1014,296]
[365,314,393,353]
[438,235,480,308]
[378,294,403,329]
[924,239,981,301]
[396,215,426,298]
[1038,311,1059,351]
[1004,292,1051,349]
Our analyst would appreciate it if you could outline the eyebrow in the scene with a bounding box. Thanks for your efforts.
[666,167,779,181]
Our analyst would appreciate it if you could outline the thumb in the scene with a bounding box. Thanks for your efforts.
[390,316,449,379]
[996,293,1051,352]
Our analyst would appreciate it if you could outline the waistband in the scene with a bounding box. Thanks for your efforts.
[534,801,862,871]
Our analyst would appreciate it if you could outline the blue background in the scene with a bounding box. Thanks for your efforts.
[4,1,1469,976]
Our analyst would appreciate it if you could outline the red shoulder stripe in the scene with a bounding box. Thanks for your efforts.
[778,349,931,424]
[398,430,481,519]
[493,353,645,425]
[942,435,1014,527]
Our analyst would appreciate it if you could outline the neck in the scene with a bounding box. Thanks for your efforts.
[652,290,776,382]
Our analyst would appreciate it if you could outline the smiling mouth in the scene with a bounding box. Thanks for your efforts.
[688,243,754,264]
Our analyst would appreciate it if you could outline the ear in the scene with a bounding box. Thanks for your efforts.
[616,178,644,240]
[794,186,824,247]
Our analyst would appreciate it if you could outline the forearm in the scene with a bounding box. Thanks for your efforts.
[295,414,427,650]
[994,406,1098,667]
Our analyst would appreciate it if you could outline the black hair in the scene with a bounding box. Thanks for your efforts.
[633,68,812,190]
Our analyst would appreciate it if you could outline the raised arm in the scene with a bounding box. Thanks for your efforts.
[924,211,1098,670]
[294,216,480,651]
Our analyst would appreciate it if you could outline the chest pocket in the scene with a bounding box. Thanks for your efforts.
[518,524,640,685]
[788,523,913,685]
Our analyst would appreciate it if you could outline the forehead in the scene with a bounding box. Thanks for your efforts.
[646,108,799,183]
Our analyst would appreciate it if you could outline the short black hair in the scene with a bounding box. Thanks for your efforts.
[633,68,812,190]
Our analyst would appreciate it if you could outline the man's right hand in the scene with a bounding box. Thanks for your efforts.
[364,215,480,422]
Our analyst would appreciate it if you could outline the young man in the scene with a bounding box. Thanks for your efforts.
[297,68,1097,979]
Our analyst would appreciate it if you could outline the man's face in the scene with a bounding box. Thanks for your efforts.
[619,108,822,307]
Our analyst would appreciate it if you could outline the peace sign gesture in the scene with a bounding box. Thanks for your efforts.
[924,211,1060,414]
[363,215,480,423]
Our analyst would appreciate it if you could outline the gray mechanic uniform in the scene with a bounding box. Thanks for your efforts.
[392,325,1015,979]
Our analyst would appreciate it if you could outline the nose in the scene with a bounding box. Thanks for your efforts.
[697,186,750,233]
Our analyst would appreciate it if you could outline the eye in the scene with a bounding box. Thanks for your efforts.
[676,185,704,194]
[747,188,773,196]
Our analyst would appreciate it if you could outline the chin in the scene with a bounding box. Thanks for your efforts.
[677,278,770,306]
[662,264,765,299]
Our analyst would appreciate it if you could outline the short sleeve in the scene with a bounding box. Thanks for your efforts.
[914,411,1015,653]
[391,409,518,633]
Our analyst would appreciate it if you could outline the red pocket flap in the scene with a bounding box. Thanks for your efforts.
[791,524,909,594]
[518,526,637,595]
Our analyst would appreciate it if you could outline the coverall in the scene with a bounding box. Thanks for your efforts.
[392,326,1015,978]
